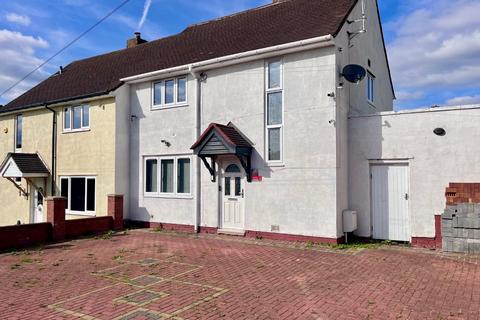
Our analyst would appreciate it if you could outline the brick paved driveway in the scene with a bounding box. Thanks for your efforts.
[1,230,480,320]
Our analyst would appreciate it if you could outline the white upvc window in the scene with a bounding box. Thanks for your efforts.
[60,176,96,216]
[15,114,22,151]
[144,156,192,198]
[367,72,375,104]
[152,76,188,109]
[265,59,284,164]
[64,105,90,132]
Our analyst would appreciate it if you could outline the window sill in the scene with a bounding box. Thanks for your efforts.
[62,128,91,134]
[144,194,193,200]
[266,162,285,168]
[66,211,96,217]
[151,103,188,111]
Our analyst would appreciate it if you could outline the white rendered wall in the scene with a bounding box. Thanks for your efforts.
[129,47,341,238]
[348,106,480,238]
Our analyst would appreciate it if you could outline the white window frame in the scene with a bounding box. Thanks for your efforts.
[143,155,192,198]
[265,59,284,165]
[151,76,188,110]
[15,114,22,152]
[63,105,90,132]
[60,176,96,216]
[367,72,375,105]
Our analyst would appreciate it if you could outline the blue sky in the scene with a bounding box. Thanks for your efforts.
[1,0,479,109]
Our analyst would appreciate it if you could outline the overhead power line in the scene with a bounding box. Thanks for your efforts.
[0,0,133,99]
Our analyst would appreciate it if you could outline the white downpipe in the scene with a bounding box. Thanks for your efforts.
[121,35,334,83]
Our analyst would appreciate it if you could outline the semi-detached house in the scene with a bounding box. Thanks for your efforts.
[4,0,469,245]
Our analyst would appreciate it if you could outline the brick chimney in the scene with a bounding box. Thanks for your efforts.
[127,32,147,48]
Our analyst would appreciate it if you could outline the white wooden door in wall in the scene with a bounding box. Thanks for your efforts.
[32,189,44,223]
[221,163,245,231]
[371,164,410,242]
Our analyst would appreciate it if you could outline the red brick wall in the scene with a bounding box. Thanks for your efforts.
[446,183,480,205]
[65,217,114,238]
[0,223,52,251]
[411,215,442,249]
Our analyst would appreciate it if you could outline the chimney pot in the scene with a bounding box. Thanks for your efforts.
[127,32,148,48]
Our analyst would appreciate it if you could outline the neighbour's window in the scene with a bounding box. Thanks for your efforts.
[144,156,192,196]
[266,59,283,162]
[367,72,375,104]
[15,114,22,151]
[64,105,90,131]
[60,176,96,214]
[152,76,188,108]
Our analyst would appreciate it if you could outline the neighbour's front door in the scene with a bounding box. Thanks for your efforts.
[222,163,245,230]
[33,189,44,223]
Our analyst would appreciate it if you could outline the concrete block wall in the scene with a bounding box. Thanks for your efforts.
[442,183,480,253]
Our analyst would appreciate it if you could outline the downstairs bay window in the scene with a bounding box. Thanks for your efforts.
[144,156,191,197]
[60,176,96,215]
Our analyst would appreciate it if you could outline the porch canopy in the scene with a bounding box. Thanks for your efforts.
[191,123,253,182]
[0,153,50,197]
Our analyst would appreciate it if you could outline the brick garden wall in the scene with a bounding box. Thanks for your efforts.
[0,195,124,252]
[65,217,113,238]
[0,223,52,251]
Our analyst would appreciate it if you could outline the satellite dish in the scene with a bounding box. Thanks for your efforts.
[342,64,366,83]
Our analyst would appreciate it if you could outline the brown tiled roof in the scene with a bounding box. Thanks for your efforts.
[191,123,253,150]
[2,0,357,114]
[0,153,50,175]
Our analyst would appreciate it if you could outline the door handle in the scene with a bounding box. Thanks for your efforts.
[241,189,244,198]
[405,193,409,200]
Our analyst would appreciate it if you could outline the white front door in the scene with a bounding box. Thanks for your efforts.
[371,164,410,242]
[221,163,245,230]
[32,189,44,223]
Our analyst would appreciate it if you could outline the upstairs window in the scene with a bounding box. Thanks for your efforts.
[15,114,22,151]
[152,76,188,109]
[265,59,283,163]
[367,72,375,104]
[64,105,90,132]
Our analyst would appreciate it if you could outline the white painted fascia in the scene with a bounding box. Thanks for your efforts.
[121,35,335,83]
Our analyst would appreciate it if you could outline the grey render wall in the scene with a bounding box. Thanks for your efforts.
[200,48,338,238]
[333,0,395,236]
[128,46,341,239]
[113,85,131,216]
[348,106,480,238]
[128,76,197,225]
[336,0,394,116]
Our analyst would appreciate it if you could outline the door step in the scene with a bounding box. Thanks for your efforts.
[217,228,246,237]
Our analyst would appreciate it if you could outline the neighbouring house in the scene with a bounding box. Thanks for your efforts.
[3,0,479,246]
[0,49,133,226]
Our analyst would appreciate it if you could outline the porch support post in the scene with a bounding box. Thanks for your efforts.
[236,155,252,182]
[200,156,216,182]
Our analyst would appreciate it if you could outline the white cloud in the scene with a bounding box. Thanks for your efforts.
[387,0,480,104]
[138,0,152,30]
[5,13,31,26]
[446,95,480,106]
[0,29,49,102]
